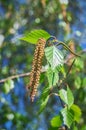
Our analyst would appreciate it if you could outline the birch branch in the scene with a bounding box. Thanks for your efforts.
[0,49,85,84]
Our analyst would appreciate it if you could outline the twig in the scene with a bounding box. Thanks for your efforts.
[0,69,46,84]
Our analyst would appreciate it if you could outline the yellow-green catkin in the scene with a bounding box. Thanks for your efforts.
[26,38,46,102]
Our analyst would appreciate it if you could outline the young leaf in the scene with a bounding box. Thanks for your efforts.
[50,115,62,127]
[45,46,64,69]
[59,87,74,108]
[46,67,59,87]
[61,107,74,128]
[70,104,82,123]
[20,29,50,44]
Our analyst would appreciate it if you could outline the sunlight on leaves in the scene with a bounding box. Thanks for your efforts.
[50,115,62,127]
[70,104,82,123]
[59,86,74,108]
[20,29,50,44]
[45,46,64,69]
[61,107,74,128]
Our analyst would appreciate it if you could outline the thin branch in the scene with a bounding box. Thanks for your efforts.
[55,40,81,57]
[0,69,46,84]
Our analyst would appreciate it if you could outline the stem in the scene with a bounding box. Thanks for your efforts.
[54,40,81,57]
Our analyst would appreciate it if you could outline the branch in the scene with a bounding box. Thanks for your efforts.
[0,49,85,84]
[0,69,46,84]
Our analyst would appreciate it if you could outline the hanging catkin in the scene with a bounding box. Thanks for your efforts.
[26,38,46,102]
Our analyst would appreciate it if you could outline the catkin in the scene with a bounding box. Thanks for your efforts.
[26,38,46,102]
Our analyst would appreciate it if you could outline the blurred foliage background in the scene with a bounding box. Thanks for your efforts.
[0,0,86,130]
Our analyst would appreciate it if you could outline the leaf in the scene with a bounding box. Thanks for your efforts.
[37,82,51,114]
[46,67,59,87]
[3,79,14,94]
[59,89,67,104]
[38,95,49,114]
[50,115,62,127]
[45,46,64,69]
[67,86,74,108]
[61,107,74,128]
[59,87,74,108]
[70,104,82,123]
[40,86,50,100]
[20,29,50,44]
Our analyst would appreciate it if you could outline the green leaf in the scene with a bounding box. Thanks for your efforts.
[50,115,62,127]
[74,76,81,89]
[38,95,49,114]
[20,29,50,44]
[40,86,50,100]
[37,86,49,114]
[67,86,74,108]
[70,104,82,123]
[59,87,74,108]
[3,79,14,94]
[59,89,67,104]
[46,67,59,87]
[45,46,64,69]
[61,107,74,128]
